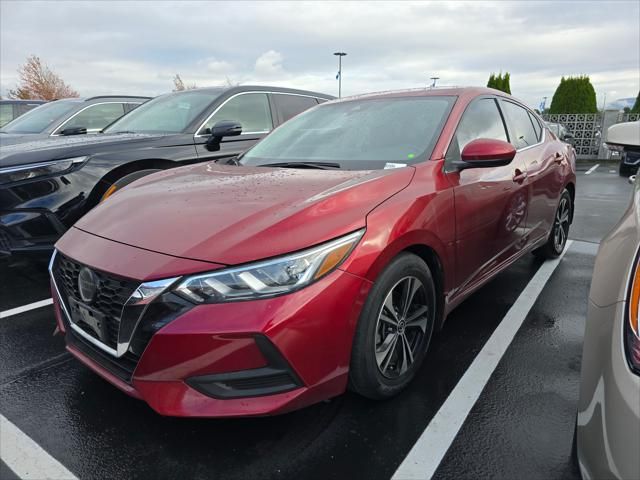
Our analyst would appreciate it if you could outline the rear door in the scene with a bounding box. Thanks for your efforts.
[446,97,529,292]
[194,92,273,161]
[499,100,561,245]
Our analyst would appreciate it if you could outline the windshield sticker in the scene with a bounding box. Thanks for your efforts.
[384,162,407,169]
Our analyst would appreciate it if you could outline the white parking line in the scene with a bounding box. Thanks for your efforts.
[392,240,573,480]
[0,414,78,480]
[585,164,599,175]
[0,298,53,319]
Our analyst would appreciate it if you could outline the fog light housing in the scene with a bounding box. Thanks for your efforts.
[186,335,303,399]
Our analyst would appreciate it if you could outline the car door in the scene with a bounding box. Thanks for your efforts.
[445,97,529,292]
[499,100,561,246]
[194,92,274,161]
[271,93,319,124]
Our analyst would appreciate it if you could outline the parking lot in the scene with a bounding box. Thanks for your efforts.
[0,163,634,480]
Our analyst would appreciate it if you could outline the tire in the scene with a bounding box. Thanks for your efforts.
[100,168,163,202]
[349,252,437,400]
[533,189,572,259]
[619,162,633,177]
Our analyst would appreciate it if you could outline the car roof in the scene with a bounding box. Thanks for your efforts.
[46,96,152,103]
[337,86,509,102]
[0,99,47,104]
[168,85,335,100]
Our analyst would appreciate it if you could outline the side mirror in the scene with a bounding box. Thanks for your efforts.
[205,120,242,151]
[60,126,87,136]
[455,138,516,170]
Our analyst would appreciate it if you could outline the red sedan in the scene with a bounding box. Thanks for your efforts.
[49,87,576,417]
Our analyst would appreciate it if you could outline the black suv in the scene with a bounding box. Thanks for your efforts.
[0,96,150,145]
[0,100,46,127]
[0,85,332,258]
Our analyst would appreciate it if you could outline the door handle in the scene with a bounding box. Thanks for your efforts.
[513,169,527,184]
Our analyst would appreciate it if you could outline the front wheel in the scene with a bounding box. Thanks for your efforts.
[533,189,572,259]
[349,253,437,400]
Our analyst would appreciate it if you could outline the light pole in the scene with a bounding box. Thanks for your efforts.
[430,76,439,88]
[334,52,347,98]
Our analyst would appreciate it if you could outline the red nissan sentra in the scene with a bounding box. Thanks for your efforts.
[50,87,576,417]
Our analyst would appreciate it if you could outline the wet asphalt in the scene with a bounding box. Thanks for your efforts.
[0,164,634,480]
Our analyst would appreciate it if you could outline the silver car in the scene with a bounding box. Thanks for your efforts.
[577,165,639,479]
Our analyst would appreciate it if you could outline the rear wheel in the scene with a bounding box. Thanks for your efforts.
[349,253,436,399]
[533,189,572,259]
[100,168,163,202]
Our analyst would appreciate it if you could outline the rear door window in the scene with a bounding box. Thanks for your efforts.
[273,94,318,123]
[500,101,539,149]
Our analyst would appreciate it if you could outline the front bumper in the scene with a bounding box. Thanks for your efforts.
[51,236,370,417]
[0,168,100,257]
[577,300,640,480]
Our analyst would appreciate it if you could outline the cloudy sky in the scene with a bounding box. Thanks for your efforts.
[1,1,638,108]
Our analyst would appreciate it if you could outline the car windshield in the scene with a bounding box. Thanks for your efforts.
[104,89,224,134]
[0,99,79,134]
[241,96,455,170]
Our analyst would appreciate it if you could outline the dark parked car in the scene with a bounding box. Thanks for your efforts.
[0,100,46,127]
[0,86,332,258]
[605,121,640,176]
[0,96,150,145]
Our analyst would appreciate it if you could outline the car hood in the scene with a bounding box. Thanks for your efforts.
[0,133,171,168]
[73,163,415,266]
[0,133,37,146]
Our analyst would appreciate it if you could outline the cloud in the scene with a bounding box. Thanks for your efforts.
[254,50,284,77]
[1,1,638,107]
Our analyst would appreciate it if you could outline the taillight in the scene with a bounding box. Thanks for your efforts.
[625,250,640,374]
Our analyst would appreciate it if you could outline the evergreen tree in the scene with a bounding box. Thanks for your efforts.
[631,91,640,114]
[486,72,511,94]
[549,76,598,114]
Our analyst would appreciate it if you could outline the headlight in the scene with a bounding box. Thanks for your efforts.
[0,156,88,185]
[625,249,640,374]
[174,229,365,303]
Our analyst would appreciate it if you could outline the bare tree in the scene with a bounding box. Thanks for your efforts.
[8,55,79,100]
[225,76,240,87]
[172,74,197,91]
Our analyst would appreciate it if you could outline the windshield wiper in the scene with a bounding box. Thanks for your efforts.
[258,161,341,170]
[111,130,136,134]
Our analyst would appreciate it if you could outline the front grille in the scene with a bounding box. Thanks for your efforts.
[66,328,141,383]
[53,253,141,383]
[56,253,138,349]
